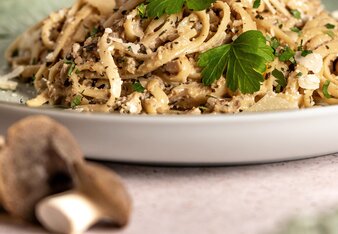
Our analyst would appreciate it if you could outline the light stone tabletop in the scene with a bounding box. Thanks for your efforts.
[1,154,338,234]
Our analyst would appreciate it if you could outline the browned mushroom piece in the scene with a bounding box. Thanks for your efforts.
[36,161,132,234]
[0,116,84,221]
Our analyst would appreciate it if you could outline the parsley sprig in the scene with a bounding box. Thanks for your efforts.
[290,9,301,19]
[146,0,216,18]
[198,30,274,94]
[278,46,295,63]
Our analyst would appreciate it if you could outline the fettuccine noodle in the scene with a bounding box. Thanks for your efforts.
[5,0,338,114]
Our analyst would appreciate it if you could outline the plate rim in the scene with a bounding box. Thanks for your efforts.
[2,97,338,165]
[1,99,338,123]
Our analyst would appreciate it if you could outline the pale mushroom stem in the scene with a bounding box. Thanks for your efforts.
[36,190,101,234]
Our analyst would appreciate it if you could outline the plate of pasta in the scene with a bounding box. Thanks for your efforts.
[0,0,338,164]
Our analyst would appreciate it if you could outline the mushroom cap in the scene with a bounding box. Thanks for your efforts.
[0,115,84,220]
[74,161,132,226]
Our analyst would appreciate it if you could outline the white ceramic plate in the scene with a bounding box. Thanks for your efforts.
[0,0,338,164]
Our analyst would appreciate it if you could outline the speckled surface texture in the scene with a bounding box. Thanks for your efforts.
[1,154,338,234]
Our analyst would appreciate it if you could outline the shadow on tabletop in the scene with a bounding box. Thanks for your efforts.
[88,153,338,179]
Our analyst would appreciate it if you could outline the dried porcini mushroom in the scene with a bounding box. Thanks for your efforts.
[0,115,132,234]
[37,161,132,234]
[0,116,83,220]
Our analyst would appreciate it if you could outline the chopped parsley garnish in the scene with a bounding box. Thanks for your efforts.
[272,69,287,92]
[278,46,295,62]
[137,3,147,18]
[253,0,261,8]
[290,9,301,19]
[297,72,303,77]
[297,40,313,57]
[325,23,335,29]
[146,0,216,18]
[132,81,145,93]
[268,37,280,56]
[64,59,76,76]
[323,80,332,99]
[290,27,301,34]
[270,37,280,50]
[185,0,216,11]
[301,49,313,57]
[198,30,274,94]
[71,94,83,108]
[324,30,335,39]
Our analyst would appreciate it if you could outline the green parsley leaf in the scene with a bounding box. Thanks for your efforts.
[272,69,287,91]
[146,0,185,18]
[146,0,215,18]
[301,49,313,57]
[132,81,145,93]
[198,30,274,94]
[297,72,303,77]
[269,37,280,56]
[185,0,215,11]
[325,23,335,29]
[323,80,332,99]
[290,9,301,19]
[278,46,295,62]
[290,27,301,34]
[270,37,280,50]
[253,0,261,9]
[137,3,147,18]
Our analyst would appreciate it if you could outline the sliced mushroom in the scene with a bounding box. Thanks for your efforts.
[0,115,83,221]
[36,161,132,234]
